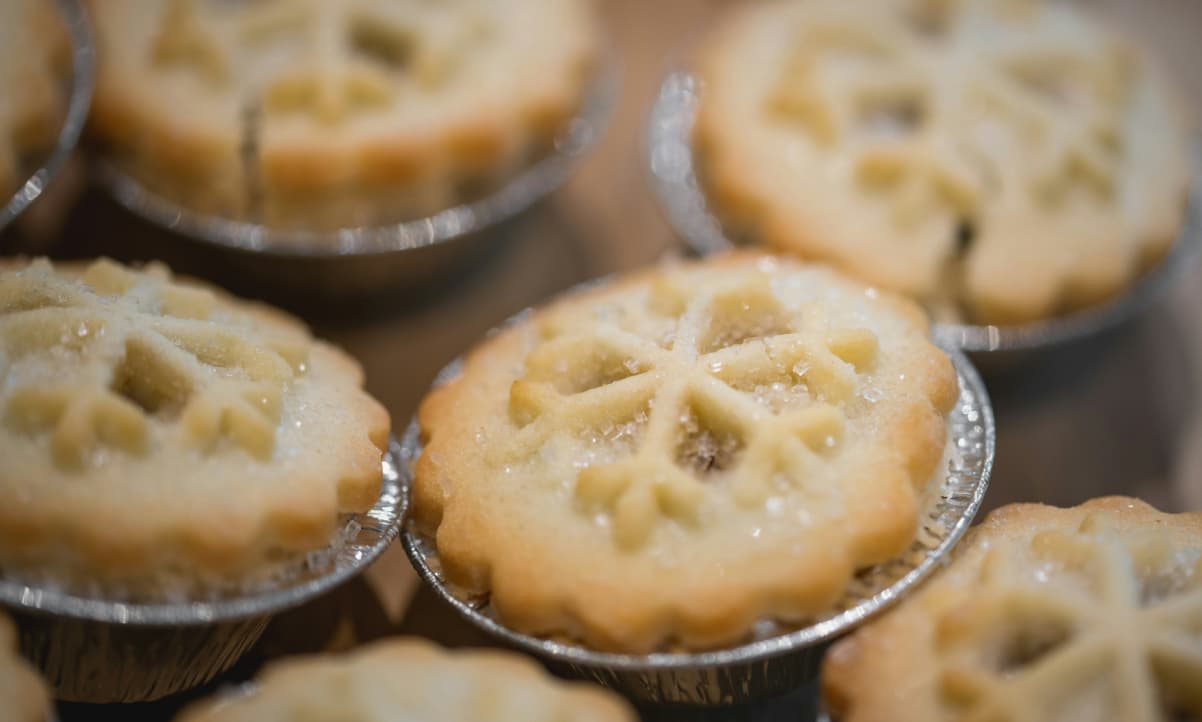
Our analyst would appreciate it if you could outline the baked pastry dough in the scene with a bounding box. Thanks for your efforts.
[824,497,1202,722]
[87,0,597,232]
[0,0,68,200]
[414,252,957,652]
[695,0,1191,324]
[175,638,635,722]
[0,259,389,596]
[0,612,50,722]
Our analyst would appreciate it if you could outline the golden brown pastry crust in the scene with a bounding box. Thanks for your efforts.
[175,638,635,722]
[86,0,598,232]
[0,258,390,596]
[823,496,1202,722]
[694,0,1192,324]
[414,252,957,653]
[0,612,51,722]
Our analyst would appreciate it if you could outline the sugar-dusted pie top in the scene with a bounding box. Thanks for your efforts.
[87,0,598,231]
[175,638,635,722]
[695,0,1192,325]
[824,497,1202,722]
[0,259,389,595]
[0,612,50,722]
[414,252,958,652]
[0,0,68,200]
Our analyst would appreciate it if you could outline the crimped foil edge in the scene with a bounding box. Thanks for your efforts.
[94,57,619,257]
[0,437,405,626]
[399,328,994,704]
[646,70,1202,355]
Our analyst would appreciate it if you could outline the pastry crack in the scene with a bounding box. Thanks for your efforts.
[768,0,1132,234]
[150,0,485,124]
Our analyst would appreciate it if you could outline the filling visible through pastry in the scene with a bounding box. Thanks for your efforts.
[694,0,1191,324]
[87,0,598,231]
[414,253,959,653]
[823,496,1202,722]
[0,258,390,597]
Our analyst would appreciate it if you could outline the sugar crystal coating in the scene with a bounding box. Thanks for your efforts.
[696,0,1190,323]
[88,0,598,230]
[0,259,303,468]
[414,253,958,652]
[824,497,1202,722]
[0,258,389,595]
